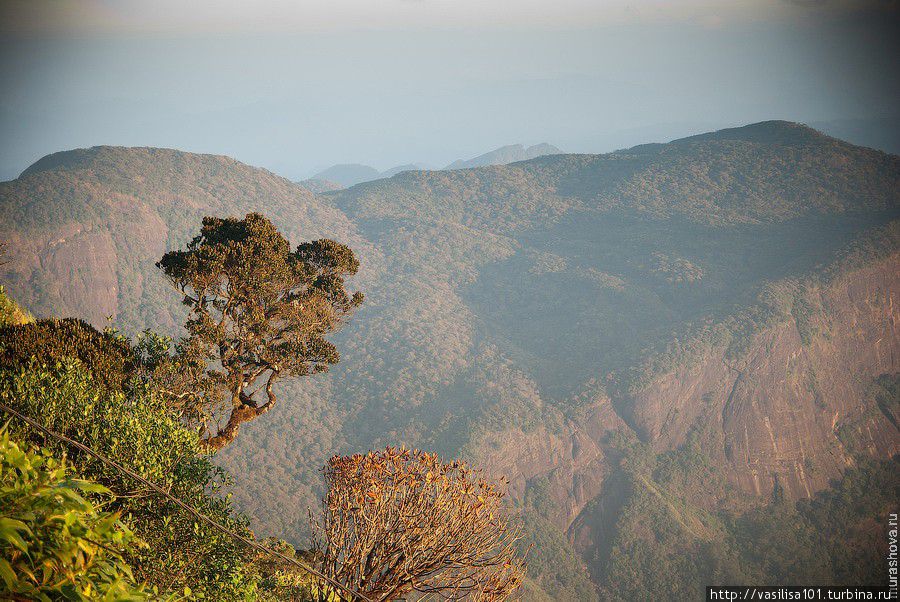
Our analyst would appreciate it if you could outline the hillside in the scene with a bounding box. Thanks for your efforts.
[298,177,344,193]
[1,121,898,599]
[0,145,368,328]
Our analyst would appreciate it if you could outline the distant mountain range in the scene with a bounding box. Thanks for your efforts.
[1,121,898,600]
[298,118,900,194]
[444,142,562,170]
[301,142,563,190]
[303,162,430,189]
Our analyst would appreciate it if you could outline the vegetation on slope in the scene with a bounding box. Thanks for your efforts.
[590,423,899,600]
[0,285,31,326]
[0,219,527,601]
[0,356,259,599]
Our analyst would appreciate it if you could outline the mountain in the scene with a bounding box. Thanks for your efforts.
[381,163,425,178]
[311,142,566,188]
[297,177,344,193]
[1,121,898,599]
[307,162,427,188]
[309,163,382,187]
[445,142,562,169]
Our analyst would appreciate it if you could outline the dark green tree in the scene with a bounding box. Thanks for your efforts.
[0,318,134,392]
[0,357,260,599]
[157,213,363,451]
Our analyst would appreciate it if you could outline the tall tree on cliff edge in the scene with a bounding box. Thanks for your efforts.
[157,212,363,451]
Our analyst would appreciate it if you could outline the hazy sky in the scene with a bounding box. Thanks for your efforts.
[1,0,898,180]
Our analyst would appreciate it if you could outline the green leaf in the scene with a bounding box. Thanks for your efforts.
[0,558,15,588]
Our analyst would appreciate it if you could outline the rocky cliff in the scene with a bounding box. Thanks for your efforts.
[475,250,899,537]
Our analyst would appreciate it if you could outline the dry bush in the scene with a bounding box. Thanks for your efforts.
[311,447,526,601]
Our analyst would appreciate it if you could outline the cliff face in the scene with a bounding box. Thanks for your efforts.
[474,253,900,535]
[473,398,628,529]
[632,253,899,500]
[3,210,168,326]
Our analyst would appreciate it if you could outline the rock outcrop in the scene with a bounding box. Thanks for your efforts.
[476,252,900,535]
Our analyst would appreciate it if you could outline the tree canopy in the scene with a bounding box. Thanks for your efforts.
[157,213,363,451]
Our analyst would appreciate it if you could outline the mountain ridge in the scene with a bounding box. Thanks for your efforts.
[302,142,563,189]
[1,120,897,600]
[445,142,563,170]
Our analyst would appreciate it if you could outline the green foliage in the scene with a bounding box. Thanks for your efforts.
[519,478,598,602]
[0,284,32,327]
[0,427,149,601]
[0,318,135,392]
[255,540,333,602]
[602,481,711,601]
[795,457,899,585]
[589,433,721,600]
[519,513,598,602]
[725,500,833,585]
[0,359,259,600]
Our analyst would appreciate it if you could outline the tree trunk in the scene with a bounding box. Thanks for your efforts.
[200,375,278,452]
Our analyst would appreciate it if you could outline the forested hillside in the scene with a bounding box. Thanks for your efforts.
[1,121,898,599]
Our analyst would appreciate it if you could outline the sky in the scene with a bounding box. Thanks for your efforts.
[0,0,898,181]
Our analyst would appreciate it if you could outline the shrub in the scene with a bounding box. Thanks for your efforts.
[0,318,134,392]
[0,359,258,600]
[0,285,32,327]
[0,427,148,600]
[312,447,526,601]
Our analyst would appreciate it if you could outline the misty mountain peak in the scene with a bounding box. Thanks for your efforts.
[445,142,563,170]
[673,120,833,146]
